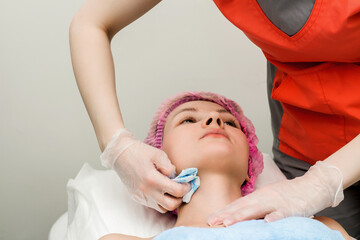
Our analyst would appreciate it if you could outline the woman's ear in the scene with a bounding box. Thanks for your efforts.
[241,174,251,187]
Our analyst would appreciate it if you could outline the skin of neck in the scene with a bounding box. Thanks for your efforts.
[173,170,244,228]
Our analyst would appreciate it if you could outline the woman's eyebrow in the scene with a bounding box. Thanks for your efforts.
[218,109,230,114]
[173,107,197,118]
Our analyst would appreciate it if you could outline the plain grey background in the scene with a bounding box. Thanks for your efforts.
[0,0,272,239]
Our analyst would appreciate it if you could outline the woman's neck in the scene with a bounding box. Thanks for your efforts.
[173,172,243,228]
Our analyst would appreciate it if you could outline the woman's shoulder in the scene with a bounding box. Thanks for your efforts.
[99,233,154,240]
[314,216,351,240]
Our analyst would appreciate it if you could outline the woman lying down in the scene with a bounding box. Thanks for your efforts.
[100,92,350,240]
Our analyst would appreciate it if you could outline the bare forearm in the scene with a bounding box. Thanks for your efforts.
[70,20,124,151]
[324,134,360,189]
[69,0,162,151]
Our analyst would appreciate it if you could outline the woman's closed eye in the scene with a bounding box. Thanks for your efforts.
[180,117,197,124]
[224,119,238,128]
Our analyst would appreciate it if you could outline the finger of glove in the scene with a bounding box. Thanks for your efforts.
[132,169,180,206]
[141,171,184,211]
[207,208,238,226]
[155,191,183,211]
[131,190,163,213]
[132,189,169,213]
[150,199,168,213]
[157,205,168,213]
[207,197,263,226]
[160,173,192,198]
[146,195,168,213]
[222,193,288,225]
[153,151,176,178]
[222,205,274,226]
[264,211,285,223]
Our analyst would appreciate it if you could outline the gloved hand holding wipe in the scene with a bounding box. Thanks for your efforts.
[100,128,191,213]
[207,161,344,226]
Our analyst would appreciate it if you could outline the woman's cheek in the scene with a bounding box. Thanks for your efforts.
[162,133,185,166]
[231,132,249,156]
[239,136,250,161]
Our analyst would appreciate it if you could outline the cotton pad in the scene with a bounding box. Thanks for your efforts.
[171,168,200,203]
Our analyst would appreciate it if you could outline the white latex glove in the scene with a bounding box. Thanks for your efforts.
[207,161,344,226]
[100,128,191,213]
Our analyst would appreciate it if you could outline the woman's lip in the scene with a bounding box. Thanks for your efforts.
[204,133,228,138]
[201,130,229,139]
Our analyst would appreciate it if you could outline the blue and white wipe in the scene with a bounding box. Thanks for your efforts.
[171,168,200,203]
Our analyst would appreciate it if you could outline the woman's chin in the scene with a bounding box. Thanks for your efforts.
[170,140,246,171]
[201,139,235,152]
[198,143,237,161]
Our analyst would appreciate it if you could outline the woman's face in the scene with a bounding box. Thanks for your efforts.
[162,101,249,182]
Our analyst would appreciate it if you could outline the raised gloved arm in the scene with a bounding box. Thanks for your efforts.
[207,134,360,226]
[70,0,191,212]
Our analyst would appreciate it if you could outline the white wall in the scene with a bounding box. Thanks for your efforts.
[0,0,271,239]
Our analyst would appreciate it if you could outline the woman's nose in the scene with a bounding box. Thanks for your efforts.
[201,112,224,128]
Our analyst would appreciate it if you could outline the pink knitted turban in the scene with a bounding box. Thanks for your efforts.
[144,91,263,196]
